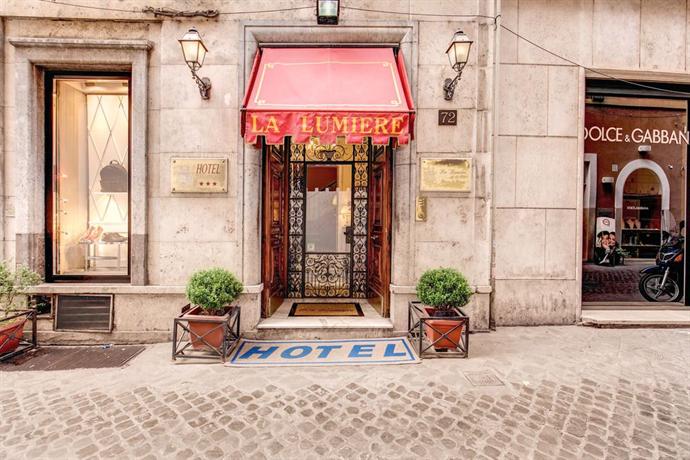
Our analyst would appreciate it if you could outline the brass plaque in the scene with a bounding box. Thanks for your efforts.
[420,158,471,192]
[171,158,227,193]
[415,196,427,222]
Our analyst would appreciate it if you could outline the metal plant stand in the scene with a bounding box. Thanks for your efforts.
[172,305,241,363]
[0,309,38,362]
[408,301,469,359]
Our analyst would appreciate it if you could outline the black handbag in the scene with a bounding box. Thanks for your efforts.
[100,160,128,193]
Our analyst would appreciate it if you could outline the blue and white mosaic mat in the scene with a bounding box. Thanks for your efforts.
[226,337,420,367]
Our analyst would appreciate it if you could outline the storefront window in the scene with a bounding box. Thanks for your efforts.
[50,77,130,279]
[582,93,687,303]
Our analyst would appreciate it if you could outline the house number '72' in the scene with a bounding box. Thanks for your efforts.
[438,110,457,126]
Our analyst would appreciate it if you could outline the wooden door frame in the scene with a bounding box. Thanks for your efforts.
[260,140,289,318]
[367,144,393,317]
[260,139,394,317]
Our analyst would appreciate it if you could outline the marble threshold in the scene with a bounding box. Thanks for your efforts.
[257,298,394,330]
[581,309,690,327]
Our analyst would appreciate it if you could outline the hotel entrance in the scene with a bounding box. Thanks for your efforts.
[261,138,392,317]
[242,46,414,320]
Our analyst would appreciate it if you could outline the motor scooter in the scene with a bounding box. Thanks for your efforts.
[639,235,684,302]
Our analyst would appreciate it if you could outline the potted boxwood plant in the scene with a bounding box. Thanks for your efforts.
[0,262,42,355]
[416,268,473,350]
[184,268,243,351]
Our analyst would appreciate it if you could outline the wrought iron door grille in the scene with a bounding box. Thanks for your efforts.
[304,253,351,297]
[287,140,369,298]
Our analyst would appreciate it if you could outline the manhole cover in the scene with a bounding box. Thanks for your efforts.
[464,370,504,387]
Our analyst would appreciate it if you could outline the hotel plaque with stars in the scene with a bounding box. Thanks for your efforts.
[171,158,228,193]
[419,158,472,192]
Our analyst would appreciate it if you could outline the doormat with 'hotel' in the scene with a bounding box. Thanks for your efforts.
[226,338,419,367]
[289,302,363,317]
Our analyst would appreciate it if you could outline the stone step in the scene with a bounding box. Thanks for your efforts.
[250,316,398,339]
[581,309,690,328]
[247,327,401,340]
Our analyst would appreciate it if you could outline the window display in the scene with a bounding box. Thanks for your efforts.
[582,93,687,303]
[50,77,130,278]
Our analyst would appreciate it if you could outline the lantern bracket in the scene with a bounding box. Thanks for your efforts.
[443,74,462,101]
[190,69,212,100]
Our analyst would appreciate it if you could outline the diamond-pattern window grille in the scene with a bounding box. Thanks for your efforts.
[86,94,129,230]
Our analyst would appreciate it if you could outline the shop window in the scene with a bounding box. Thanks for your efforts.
[47,75,130,281]
[582,89,687,304]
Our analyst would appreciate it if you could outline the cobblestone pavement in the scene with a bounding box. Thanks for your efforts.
[1,326,690,459]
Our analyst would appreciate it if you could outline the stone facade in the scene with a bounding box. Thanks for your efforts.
[1,1,689,342]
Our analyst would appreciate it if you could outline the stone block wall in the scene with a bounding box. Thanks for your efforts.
[6,0,688,335]
[0,0,496,339]
[493,0,690,325]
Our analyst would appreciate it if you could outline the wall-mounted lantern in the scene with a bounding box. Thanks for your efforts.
[317,0,340,25]
[443,30,473,101]
[179,27,212,100]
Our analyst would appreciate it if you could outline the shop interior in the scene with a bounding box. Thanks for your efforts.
[50,77,130,278]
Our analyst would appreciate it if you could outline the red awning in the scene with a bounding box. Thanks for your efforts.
[242,47,415,145]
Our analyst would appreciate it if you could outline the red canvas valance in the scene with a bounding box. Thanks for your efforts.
[241,47,415,145]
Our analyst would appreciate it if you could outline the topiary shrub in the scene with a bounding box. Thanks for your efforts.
[0,261,42,326]
[185,268,243,315]
[416,268,473,315]
[0,262,42,310]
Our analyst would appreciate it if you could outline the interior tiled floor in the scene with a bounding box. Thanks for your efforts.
[582,260,648,302]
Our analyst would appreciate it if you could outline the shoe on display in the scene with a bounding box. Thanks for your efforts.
[79,226,96,243]
[102,232,128,243]
[90,226,104,242]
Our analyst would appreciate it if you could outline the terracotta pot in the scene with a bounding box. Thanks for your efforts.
[0,318,26,355]
[184,306,228,351]
[423,307,463,350]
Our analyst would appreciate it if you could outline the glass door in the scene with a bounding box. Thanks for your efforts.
[287,138,369,298]
[304,164,352,296]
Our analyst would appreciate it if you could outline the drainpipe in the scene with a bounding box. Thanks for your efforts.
[0,18,5,262]
[488,0,501,331]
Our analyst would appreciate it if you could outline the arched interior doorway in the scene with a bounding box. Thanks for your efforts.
[615,160,670,258]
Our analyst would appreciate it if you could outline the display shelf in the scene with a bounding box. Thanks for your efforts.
[621,194,662,258]
[80,240,127,271]
[622,228,660,232]
[621,244,661,247]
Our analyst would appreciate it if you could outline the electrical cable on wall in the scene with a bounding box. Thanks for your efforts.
[34,0,314,16]
[499,24,690,98]
[31,0,690,97]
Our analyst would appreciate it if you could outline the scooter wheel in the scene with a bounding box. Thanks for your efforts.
[639,274,682,302]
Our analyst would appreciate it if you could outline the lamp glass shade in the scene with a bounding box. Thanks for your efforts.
[179,28,208,71]
[318,0,338,16]
[445,30,473,71]
[317,0,339,24]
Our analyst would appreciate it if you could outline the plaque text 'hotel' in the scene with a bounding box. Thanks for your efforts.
[171,158,228,193]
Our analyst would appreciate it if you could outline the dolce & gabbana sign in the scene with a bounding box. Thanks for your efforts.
[585,125,690,145]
